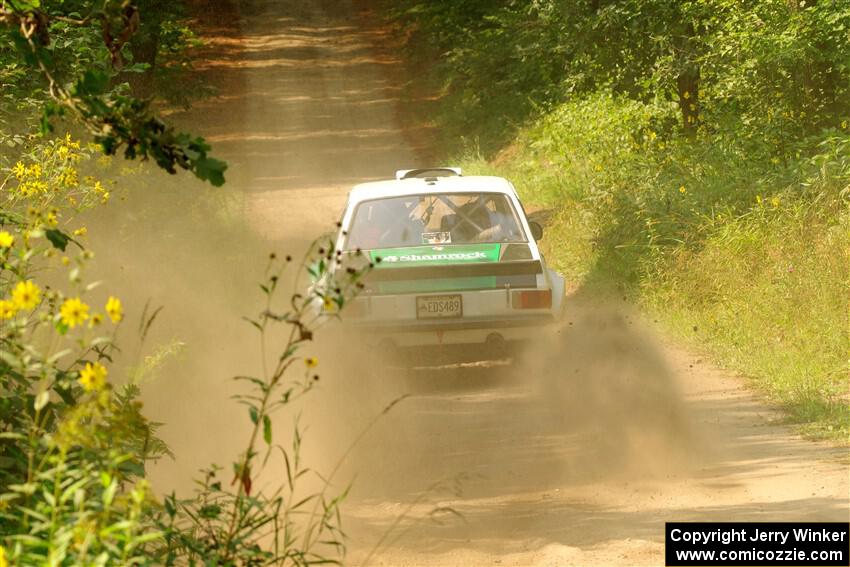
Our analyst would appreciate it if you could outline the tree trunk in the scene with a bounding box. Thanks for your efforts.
[677,66,700,135]
[674,19,701,135]
[124,0,169,98]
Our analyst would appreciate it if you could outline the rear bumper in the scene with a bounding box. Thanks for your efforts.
[344,314,555,347]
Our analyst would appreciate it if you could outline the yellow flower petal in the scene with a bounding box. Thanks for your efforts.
[78,362,108,392]
[105,296,123,323]
[11,280,40,311]
[0,300,18,320]
[60,297,90,328]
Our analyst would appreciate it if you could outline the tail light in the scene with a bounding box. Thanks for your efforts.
[511,289,552,309]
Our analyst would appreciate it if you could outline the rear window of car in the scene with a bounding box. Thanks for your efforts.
[345,193,527,250]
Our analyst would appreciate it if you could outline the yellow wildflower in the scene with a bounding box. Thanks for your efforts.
[322,296,336,311]
[0,544,8,567]
[12,161,26,180]
[78,362,107,392]
[94,181,105,193]
[0,231,14,248]
[11,280,40,310]
[683,91,690,99]
[842,120,848,129]
[100,191,110,204]
[73,227,87,237]
[46,210,59,227]
[756,194,763,205]
[678,185,687,194]
[57,145,70,160]
[26,163,42,179]
[60,297,89,328]
[19,180,48,196]
[305,357,318,368]
[18,182,33,197]
[61,256,70,266]
[64,133,81,149]
[60,167,79,187]
[89,313,103,327]
[0,300,17,319]
[105,296,123,323]
[770,196,780,208]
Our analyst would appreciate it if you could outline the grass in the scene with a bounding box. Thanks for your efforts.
[453,95,850,442]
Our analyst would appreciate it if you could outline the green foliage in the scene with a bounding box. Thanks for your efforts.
[0,0,227,185]
[0,134,166,563]
[0,134,372,563]
[151,18,212,108]
[388,0,850,154]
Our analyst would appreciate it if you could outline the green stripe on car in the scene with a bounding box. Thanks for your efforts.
[370,244,501,266]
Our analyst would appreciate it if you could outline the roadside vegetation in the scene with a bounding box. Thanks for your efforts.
[0,1,368,563]
[385,0,850,440]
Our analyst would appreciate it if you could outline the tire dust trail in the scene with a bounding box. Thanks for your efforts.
[108,0,849,565]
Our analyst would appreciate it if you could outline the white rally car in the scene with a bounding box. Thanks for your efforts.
[333,168,565,355]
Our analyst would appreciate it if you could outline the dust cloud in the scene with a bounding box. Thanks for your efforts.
[80,171,702,522]
[283,297,705,563]
[81,166,325,494]
[521,299,700,479]
[304,298,703,500]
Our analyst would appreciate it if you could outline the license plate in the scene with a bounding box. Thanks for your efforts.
[416,294,463,319]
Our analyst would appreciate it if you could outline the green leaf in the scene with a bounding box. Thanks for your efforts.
[263,414,272,445]
[46,348,72,365]
[164,494,176,518]
[249,406,259,424]
[55,320,69,335]
[199,504,222,519]
[45,228,72,251]
[33,391,49,411]
[74,69,110,96]
[0,351,21,370]
[193,156,227,187]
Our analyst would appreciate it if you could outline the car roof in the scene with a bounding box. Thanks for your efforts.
[348,175,517,204]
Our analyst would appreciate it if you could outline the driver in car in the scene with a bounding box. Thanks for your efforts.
[376,199,424,246]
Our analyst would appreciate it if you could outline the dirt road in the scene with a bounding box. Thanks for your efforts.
[157,0,850,564]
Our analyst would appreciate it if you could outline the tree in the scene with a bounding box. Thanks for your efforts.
[0,0,227,185]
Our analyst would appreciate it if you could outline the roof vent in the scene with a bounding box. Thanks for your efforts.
[395,167,462,180]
